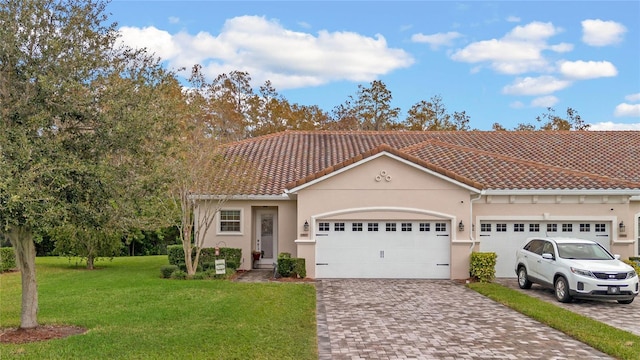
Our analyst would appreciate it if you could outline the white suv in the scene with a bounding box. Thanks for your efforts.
[515,237,638,304]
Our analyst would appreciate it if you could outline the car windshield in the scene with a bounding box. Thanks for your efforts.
[557,243,613,260]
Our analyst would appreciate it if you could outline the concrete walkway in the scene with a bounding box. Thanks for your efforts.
[316,279,611,359]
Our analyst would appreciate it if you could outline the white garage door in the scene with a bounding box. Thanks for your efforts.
[479,221,611,278]
[315,220,451,279]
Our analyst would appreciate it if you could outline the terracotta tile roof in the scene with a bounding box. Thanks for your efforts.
[217,131,640,195]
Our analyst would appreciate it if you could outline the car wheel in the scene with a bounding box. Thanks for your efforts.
[517,267,532,289]
[554,276,572,303]
[618,298,634,304]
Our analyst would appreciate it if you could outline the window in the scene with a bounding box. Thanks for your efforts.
[368,223,379,232]
[319,222,330,232]
[334,223,345,232]
[595,223,606,233]
[401,223,412,232]
[435,223,447,232]
[529,224,540,232]
[580,224,591,232]
[386,223,396,232]
[480,223,491,232]
[352,223,363,232]
[547,224,557,232]
[419,223,430,232]
[219,210,241,232]
[514,224,524,232]
[496,224,507,232]
[562,224,573,232]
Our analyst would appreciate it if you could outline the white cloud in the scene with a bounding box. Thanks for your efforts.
[506,16,521,23]
[116,16,414,89]
[625,93,640,102]
[614,103,640,117]
[558,60,617,80]
[450,21,568,75]
[530,95,558,107]
[411,31,462,49]
[502,76,571,95]
[581,19,627,46]
[589,122,640,130]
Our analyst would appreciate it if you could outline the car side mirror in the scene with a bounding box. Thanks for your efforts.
[614,254,621,260]
[542,253,554,260]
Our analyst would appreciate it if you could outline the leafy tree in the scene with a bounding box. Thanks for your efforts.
[404,95,468,131]
[537,107,589,131]
[0,0,177,328]
[332,80,400,130]
[206,70,254,140]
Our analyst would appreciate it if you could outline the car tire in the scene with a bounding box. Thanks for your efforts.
[554,276,572,303]
[517,267,532,289]
[618,298,634,304]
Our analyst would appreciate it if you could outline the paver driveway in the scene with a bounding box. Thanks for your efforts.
[316,279,611,359]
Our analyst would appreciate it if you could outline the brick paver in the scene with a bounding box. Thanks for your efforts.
[316,279,612,359]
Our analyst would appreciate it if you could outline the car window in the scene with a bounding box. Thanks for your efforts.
[542,241,555,257]
[557,243,614,260]
[524,240,544,255]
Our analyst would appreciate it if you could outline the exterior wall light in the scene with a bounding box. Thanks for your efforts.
[458,221,464,232]
[619,221,625,233]
[303,220,309,232]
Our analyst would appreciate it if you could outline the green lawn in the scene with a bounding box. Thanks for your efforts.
[0,256,317,360]
[468,282,640,360]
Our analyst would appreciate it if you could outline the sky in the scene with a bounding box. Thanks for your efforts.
[107,1,640,131]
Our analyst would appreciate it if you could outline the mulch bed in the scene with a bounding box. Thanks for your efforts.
[0,325,87,344]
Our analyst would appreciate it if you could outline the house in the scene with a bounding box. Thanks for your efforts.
[194,130,640,279]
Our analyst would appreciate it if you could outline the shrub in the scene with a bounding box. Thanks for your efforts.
[167,245,183,265]
[160,265,179,278]
[170,270,187,280]
[470,252,497,283]
[167,245,241,269]
[276,253,306,278]
[624,259,640,275]
[0,247,16,272]
[192,272,207,280]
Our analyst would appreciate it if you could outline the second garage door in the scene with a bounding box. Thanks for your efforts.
[479,221,611,278]
[315,220,451,279]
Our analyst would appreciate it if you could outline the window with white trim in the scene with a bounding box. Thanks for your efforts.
[352,223,363,232]
[319,222,330,232]
[580,224,591,232]
[529,224,540,232]
[334,223,345,232]
[385,223,396,232]
[368,223,379,232]
[514,224,524,232]
[480,223,491,232]
[419,223,430,232]
[496,224,507,232]
[435,223,447,232]
[547,224,557,232]
[401,223,412,232]
[595,223,606,232]
[562,224,573,232]
[219,210,241,233]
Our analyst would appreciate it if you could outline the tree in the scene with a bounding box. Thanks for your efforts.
[206,70,255,140]
[404,95,467,131]
[332,80,400,130]
[171,70,258,276]
[0,0,177,328]
[537,107,589,131]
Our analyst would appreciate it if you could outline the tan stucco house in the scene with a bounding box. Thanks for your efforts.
[195,130,640,279]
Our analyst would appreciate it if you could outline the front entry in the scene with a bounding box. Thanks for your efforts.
[255,209,278,268]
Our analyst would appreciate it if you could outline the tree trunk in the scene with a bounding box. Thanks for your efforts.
[87,255,95,270]
[7,226,39,329]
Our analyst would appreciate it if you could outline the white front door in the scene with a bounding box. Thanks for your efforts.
[255,210,277,266]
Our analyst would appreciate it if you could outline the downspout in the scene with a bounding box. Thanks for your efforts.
[469,191,485,252]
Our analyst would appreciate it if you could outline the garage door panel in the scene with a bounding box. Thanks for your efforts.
[480,221,611,278]
[316,221,450,279]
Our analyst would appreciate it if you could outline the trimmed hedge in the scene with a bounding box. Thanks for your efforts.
[276,252,306,278]
[0,247,16,272]
[167,245,241,270]
[470,252,497,283]
[160,265,179,278]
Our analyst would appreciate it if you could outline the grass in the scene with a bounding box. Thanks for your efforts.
[468,282,640,360]
[0,256,317,360]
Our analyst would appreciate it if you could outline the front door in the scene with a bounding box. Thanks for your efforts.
[255,209,277,267]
